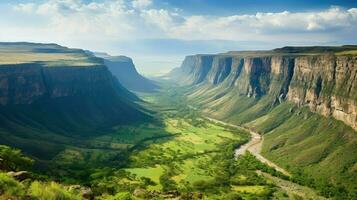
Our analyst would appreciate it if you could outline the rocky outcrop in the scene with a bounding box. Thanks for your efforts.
[171,49,357,131]
[7,171,31,181]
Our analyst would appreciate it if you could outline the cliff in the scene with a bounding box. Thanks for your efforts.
[170,46,357,193]
[0,64,131,105]
[171,47,357,131]
[96,54,159,92]
[0,43,149,153]
[0,43,142,104]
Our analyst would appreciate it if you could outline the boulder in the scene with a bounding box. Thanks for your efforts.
[7,171,31,181]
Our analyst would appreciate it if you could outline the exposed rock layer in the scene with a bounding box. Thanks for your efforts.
[0,64,118,105]
[172,52,357,130]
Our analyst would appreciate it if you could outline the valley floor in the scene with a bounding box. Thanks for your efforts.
[99,85,325,199]
[0,83,332,200]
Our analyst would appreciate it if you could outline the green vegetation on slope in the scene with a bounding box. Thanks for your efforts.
[248,102,357,199]
[174,60,357,198]
[0,145,84,200]
[185,80,357,198]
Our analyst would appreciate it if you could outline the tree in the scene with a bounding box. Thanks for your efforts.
[0,145,34,171]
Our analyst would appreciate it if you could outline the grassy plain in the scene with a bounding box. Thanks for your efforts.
[0,43,100,66]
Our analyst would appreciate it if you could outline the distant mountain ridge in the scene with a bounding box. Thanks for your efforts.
[95,53,159,92]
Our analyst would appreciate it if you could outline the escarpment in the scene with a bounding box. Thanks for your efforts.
[176,55,214,85]
[0,64,45,105]
[171,48,357,131]
[98,55,159,92]
[0,43,148,137]
[0,64,120,105]
[288,55,357,130]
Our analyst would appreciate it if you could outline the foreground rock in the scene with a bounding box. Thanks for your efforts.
[7,171,31,181]
[68,185,94,200]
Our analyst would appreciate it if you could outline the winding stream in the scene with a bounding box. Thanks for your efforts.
[204,116,291,177]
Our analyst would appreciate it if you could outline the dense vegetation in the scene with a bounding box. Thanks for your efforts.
[0,145,84,199]
[248,103,357,199]
[1,83,325,199]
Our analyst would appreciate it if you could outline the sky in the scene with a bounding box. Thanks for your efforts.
[1,0,356,75]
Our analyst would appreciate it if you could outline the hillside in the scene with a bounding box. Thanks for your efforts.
[0,42,150,162]
[95,54,159,92]
[169,45,357,196]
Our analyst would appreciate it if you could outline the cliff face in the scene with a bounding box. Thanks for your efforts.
[177,55,214,85]
[0,42,151,160]
[0,64,120,105]
[0,64,45,105]
[98,55,159,92]
[0,43,148,135]
[172,51,357,131]
[43,66,116,98]
[288,55,357,130]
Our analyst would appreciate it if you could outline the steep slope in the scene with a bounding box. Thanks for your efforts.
[169,46,357,196]
[96,54,159,92]
[171,47,357,130]
[0,42,149,160]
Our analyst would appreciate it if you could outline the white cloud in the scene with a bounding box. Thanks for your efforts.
[132,0,152,9]
[13,3,35,13]
[3,1,357,45]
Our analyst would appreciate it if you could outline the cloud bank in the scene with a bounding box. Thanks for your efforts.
[2,0,356,74]
[6,0,357,43]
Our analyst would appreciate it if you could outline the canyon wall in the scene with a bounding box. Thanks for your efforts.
[172,53,357,130]
[0,63,118,105]
[102,55,159,92]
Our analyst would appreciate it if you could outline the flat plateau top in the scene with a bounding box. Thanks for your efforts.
[223,45,357,57]
[0,42,101,67]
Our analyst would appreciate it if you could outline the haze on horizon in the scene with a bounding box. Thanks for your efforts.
[1,0,357,75]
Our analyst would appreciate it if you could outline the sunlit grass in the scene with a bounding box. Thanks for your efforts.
[232,185,267,194]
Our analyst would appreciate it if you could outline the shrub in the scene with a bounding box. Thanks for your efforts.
[0,145,34,171]
[0,173,25,196]
[29,181,81,200]
[103,192,133,200]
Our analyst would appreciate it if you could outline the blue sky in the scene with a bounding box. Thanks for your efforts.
[159,0,357,14]
[0,0,356,74]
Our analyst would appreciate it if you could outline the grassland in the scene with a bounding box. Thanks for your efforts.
[125,117,243,186]
[0,43,101,66]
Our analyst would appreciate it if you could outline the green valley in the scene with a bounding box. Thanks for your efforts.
[1,0,357,198]
[0,43,356,200]
[0,81,327,199]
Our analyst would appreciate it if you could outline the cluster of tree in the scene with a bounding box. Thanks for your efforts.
[291,168,357,199]
[0,145,34,172]
[0,145,87,200]
[190,142,276,199]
